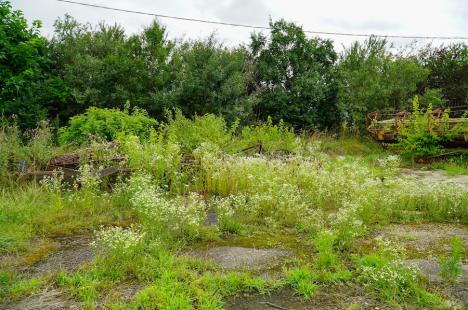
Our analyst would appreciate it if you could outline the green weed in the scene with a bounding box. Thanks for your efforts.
[439,236,463,281]
[286,267,318,298]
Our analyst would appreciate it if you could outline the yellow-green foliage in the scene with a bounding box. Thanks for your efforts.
[232,117,300,154]
[397,96,465,158]
[165,110,236,153]
[0,122,65,185]
[58,107,157,145]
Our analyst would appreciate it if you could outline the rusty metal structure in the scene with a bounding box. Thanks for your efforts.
[366,106,468,146]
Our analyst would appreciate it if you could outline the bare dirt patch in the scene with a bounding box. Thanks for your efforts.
[225,286,394,310]
[97,282,144,308]
[0,287,81,310]
[0,236,95,310]
[190,246,292,271]
[400,168,468,187]
[25,235,95,277]
[377,223,468,258]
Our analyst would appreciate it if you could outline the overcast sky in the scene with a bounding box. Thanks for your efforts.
[11,0,468,49]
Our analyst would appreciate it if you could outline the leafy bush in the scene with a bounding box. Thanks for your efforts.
[165,110,236,153]
[58,107,157,145]
[118,132,182,189]
[233,117,301,154]
[396,96,451,158]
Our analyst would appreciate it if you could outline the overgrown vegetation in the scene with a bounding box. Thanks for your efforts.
[1,1,467,309]
[1,114,466,308]
[395,96,468,159]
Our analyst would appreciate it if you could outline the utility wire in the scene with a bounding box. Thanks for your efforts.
[57,0,468,40]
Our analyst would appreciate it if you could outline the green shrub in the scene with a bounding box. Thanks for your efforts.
[118,132,182,189]
[286,267,318,298]
[439,236,463,280]
[165,110,236,153]
[58,107,157,145]
[233,117,300,154]
[397,96,449,158]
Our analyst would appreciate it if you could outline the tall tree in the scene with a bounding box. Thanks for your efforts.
[249,19,339,129]
[337,37,429,129]
[166,36,254,124]
[418,43,468,107]
[49,15,175,121]
[0,0,69,129]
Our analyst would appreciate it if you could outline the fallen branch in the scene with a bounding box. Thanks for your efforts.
[258,301,289,310]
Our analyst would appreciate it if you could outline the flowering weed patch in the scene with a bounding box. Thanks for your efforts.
[1,126,466,309]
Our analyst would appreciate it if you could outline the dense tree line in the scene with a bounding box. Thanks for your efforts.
[1,1,467,130]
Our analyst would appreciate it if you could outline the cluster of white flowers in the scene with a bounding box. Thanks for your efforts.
[374,236,406,259]
[128,173,206,234]
[77,164,101,191]
[377,155,401,173]
[195,149,467,233]
[331,202,366,240]
[91,225,145,253]
[360,262,419,296]
[381,176,467,219]
[40,170,64,192]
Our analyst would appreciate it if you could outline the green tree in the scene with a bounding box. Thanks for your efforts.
[166,36,254,124]
[418,43,468,107]
[0,0,69,129]
[49,15,175,121]
[337,37,429,129]
[249,19,339,129]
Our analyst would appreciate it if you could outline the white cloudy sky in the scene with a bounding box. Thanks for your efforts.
[11,0,468,49]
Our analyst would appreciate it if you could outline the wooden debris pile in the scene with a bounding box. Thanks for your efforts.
[22,142,129,182]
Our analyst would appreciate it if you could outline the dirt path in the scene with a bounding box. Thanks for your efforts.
[225,286,394,310]
[400,168,468,187]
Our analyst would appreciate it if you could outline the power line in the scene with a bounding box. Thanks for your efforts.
[57,0,468,40]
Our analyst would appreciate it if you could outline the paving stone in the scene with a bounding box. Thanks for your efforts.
[191,246,292,271]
